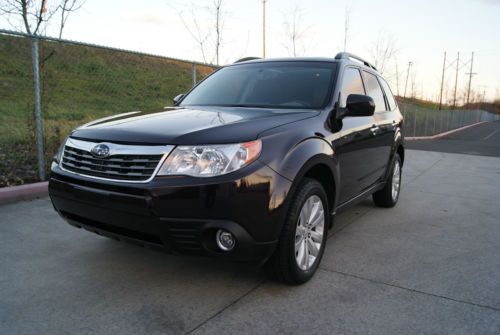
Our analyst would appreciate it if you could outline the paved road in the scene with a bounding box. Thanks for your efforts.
[406,120,500,157]
[1,150,500,334]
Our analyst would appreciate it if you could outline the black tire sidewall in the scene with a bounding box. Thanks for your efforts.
[284,179,330,283]
[373,154,402,207]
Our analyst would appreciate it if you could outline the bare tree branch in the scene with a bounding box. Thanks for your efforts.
[213,0,222,65]
[369,32,398,75]
[0,0,84,36]
[177,7,210,63]
[169,0,225,65]
[58,0,85,38]
[282,5,308,57]
[343,7,350,52]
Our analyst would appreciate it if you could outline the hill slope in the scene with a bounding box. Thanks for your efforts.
[0,33,215,186]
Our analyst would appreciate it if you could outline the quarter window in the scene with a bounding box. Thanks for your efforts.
[340,68,365,106]
[379,77,397,111]
[363,71,387,113]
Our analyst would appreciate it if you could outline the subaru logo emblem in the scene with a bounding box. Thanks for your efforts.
[91,144,110,158]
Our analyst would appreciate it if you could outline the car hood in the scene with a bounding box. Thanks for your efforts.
[71,106,320,145]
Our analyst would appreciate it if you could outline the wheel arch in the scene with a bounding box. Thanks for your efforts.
[271,138,339,217]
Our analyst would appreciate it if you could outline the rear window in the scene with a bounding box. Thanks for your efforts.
[180,62,336,109]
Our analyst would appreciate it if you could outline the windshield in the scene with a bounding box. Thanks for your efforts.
[180,62,337,109]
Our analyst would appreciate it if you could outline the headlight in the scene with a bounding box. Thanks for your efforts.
[157,140,262,177]
[54,138,68,164]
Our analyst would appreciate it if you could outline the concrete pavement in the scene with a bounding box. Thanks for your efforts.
[1,149,499,334]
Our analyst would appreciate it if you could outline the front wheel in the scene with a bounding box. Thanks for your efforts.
[373,154,402,208]
[266,178,330,284]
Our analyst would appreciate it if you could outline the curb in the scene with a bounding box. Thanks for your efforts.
[405,121,488,140]
[0,182,48,205]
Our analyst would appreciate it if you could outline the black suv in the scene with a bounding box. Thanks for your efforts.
[49,53,404,284]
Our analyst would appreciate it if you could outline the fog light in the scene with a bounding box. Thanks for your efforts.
[216,229,236,251]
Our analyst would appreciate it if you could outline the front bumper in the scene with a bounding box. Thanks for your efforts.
[49,160,293,262]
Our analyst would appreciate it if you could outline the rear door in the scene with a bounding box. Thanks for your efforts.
[334,67,376,203]
[359,70,392,186]
[377,76,399,165]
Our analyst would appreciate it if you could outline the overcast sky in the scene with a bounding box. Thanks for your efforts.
[1,0,499,102]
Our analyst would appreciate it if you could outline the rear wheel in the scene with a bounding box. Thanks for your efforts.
[373,154,402,207]
[266,178,329,284]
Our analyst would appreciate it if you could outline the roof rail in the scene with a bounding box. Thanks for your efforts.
[234,57,262,63]
[335,52,377,71]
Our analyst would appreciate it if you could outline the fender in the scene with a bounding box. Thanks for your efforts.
[383,127,404,181]
[260,136,340,210]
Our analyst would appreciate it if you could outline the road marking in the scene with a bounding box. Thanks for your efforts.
[482,128,500,141]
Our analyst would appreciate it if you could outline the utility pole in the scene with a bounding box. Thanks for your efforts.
[438,51,446,110]
[465,52,476,106]
[403,61,413,99]
[262,0,266,58]
[452,52,460,109]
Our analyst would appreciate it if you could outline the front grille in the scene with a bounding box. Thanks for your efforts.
[62,145,164,181]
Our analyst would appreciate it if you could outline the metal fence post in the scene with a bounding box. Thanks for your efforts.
[424,109,428,136]
[192,63,197,87]
[432,110,436,135]
[412,110,417,137]
[31,36,45,180]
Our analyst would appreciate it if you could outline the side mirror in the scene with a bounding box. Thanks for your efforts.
[173,94,185,106]
[341,94,375,118]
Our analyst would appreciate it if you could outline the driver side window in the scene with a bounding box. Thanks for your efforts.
[340,67,365,107]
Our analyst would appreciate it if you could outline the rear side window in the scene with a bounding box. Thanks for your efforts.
[379,77,397,111]
[340,67,365,106]
[363,71,386,113]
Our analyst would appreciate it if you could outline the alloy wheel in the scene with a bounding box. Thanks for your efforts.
[294,195,325,271]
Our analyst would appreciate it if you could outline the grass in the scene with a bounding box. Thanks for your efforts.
[0,33,216,186]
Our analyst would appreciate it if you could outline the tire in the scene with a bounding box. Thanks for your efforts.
[373,154,402,208]
[266,178,330,285]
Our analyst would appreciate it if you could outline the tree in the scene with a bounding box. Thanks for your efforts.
[212,0,222,65]
[282,5,308,57]
[343,7,350,52]
[0,0,85,37]
[0,0,54,34]
[173,0,225,65]
[58,0,85,38]
[369,32,398,76]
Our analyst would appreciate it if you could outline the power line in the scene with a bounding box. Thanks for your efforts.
[437,51,476,108]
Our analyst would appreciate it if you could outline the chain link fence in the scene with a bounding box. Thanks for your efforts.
[1,29,498,187]
[399,103,499,138]
[0,29,217,187]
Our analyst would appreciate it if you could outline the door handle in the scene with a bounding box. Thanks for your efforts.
[370,125,380,134]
